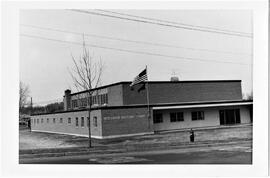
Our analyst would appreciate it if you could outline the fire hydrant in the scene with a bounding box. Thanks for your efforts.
[190,129,195,142]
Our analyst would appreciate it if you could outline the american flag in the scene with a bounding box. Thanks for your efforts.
[130,68,148,87]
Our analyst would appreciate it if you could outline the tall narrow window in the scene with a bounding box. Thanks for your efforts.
[41,118,43,123]
[53,118,56,123]
[47,118,49,123]
[75,117,78,127]
[94,96,96,104]
[60,118,63,123]
[93,117,98,127]
[81,117,84,127]
[97,95,100,105]
[105,93,108,104]
[87,117,90,127]
[100,95,103,104]
[68,117,71,124]
[235,109,241,124]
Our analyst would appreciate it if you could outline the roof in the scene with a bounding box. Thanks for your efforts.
[31,99,251,116]
[69,80,242,96]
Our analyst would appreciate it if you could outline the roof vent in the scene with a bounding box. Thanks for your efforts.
[170,70,179,82]
[170,76,179,82]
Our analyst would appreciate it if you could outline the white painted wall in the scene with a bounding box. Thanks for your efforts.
[240,106,252,124]
[153,105,251,131]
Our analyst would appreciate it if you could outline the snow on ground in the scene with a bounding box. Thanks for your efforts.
[19,128,87,149]
[19,125,252,150]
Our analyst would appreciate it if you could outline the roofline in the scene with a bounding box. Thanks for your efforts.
[153,101,253,110]
[68,80,242,96]
[31,99,251,116]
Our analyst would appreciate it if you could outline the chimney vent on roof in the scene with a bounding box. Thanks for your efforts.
[64,89,71,111]
[170,70,179,82]
[170,76,179,82]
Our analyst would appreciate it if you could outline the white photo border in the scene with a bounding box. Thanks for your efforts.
[1,0,268,177]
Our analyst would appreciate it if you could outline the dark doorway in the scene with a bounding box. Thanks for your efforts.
[219,109,241,125]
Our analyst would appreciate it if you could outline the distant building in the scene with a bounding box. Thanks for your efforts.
[31,80,252,139]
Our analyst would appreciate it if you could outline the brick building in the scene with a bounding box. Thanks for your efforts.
[31,80,253,139]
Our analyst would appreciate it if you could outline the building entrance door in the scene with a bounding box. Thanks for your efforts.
[219,109,240,125]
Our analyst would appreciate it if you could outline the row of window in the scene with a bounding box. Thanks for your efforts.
[32,117,98,127]
[153,111,204,124]
[72,94,108,108]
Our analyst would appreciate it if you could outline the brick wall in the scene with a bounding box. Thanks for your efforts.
[122,81,242,105]
[101,107,153,137]
[107,84,123,106]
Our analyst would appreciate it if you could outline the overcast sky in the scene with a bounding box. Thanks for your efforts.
[20,10,253,105]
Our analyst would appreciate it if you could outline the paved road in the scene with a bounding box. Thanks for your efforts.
[20,142,252,164]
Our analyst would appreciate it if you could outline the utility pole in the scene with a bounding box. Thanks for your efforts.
[29,97,32,131]
[30,97,33,115]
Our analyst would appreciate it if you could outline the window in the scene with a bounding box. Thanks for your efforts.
[68,117,71,124]
[191,111,204,121]
[37,119,39,124]
[75,117,79,127]
[41,118,43,123]
[34,119,36,124]
[153,113,163,123]
[101,94,104,104]
[97,95,100,105]
[100,95,103,104]
[60,118,63,123]
[93,116,98,127]
[72,100,78,108]
[88,97,92,106]
[170,112,184,122]
[219,109,240,125]
[81,117,84,127]
[53,118,56,123]
[47,118,49,123]
[81,98,87,107]
[101,94,107,104]
[104,94,108,104]
[93,95,96,104]
[87,117,90,127]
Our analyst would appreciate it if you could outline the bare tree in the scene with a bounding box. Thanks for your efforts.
[243,92,253,100]
[69,39,103,148]
[246,92,253,100]
[19,81,30,116]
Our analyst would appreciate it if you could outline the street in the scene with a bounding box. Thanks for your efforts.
[20,141,252,164]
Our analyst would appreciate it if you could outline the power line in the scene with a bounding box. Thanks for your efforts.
[21,24,252,56]
[68,9,252,38]
[97,9,252,36]
[20,33,251,66]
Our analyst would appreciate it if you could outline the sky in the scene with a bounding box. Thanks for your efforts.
[20,10,253,106]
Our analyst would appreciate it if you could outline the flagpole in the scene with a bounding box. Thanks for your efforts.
[145,65,151,129]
